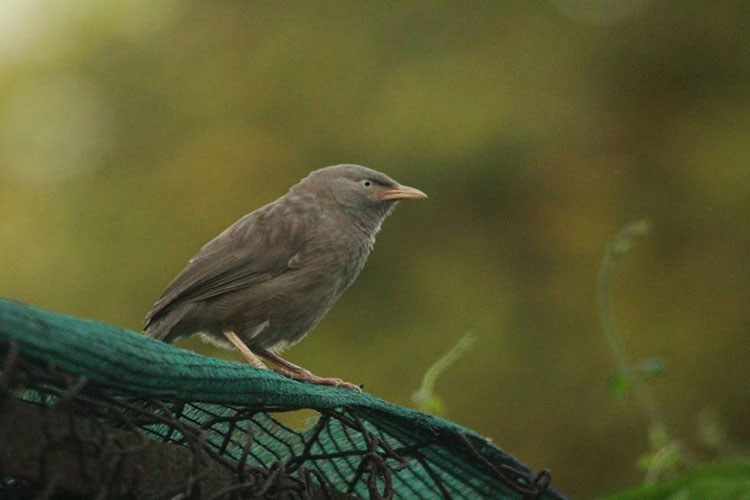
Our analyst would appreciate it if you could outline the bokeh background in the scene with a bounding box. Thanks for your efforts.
[1,1,748,497]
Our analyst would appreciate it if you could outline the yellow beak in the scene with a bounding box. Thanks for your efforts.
[379,184,428,201]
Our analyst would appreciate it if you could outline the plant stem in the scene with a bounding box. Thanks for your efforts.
[597,220,669,438]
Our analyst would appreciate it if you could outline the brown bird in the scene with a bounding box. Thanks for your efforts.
[144,164,427,390]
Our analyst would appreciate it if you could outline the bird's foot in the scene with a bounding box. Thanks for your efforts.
[273,366,362,391]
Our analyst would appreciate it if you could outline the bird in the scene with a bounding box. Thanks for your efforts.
[143,164,427,390]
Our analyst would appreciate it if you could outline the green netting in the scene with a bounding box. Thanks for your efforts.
[0,299,566,499]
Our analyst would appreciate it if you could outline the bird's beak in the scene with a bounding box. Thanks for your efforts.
[379,184,428,201]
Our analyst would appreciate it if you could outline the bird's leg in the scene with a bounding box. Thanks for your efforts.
[256,348,362,391]
[223,329,268,369]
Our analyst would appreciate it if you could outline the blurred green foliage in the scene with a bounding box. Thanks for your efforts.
[607,358,665,403]
[412,333,476,415]
[597,218,695,484]
[601,461,750,500]
[1,1,749,497]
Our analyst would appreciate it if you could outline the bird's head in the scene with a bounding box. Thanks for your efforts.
[297,164,427,223]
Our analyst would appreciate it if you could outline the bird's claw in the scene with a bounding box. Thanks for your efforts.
[272,366,362,391]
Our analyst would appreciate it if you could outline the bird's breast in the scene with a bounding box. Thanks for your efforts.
[229,218,377,350]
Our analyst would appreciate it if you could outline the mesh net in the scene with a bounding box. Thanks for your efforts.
[0,299,566,499]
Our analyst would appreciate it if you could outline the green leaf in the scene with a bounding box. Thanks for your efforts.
[607,372,633,401]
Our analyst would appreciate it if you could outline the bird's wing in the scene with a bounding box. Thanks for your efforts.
[144,199,309,328]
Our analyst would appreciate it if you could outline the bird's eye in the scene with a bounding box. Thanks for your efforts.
[362,180,372,188]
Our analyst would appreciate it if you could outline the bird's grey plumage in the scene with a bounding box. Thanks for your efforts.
[144,165,424,359]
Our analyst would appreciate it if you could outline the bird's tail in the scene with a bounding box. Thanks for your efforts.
[143,307,189,344]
